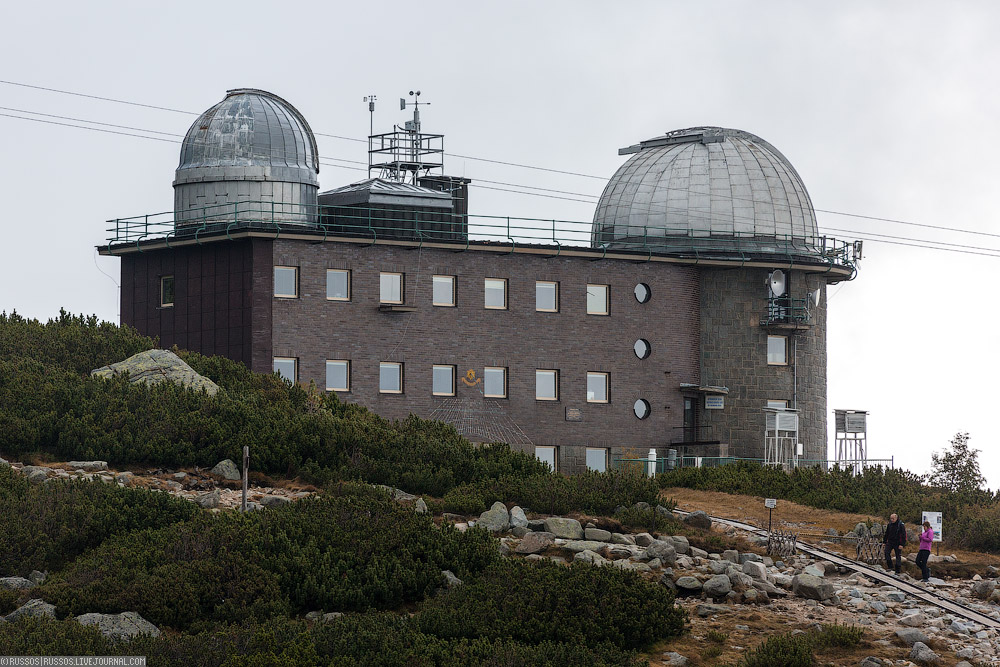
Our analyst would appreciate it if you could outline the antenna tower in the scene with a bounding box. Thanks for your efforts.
[368,89,444,183]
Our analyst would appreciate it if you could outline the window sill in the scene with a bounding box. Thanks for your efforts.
[378,304,417,312]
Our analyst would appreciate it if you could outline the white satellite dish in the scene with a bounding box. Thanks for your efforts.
[768,270,786,297]
[810,289,821,307]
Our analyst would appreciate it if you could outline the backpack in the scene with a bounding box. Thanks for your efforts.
[898,522,906,546]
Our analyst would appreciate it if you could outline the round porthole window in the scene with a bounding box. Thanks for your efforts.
[634,283,651,303]
[633,338,651,359]
[633,398,650,419]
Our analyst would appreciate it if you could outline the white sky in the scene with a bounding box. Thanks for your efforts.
[2,1,998,488]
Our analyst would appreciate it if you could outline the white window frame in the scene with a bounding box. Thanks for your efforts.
[484,278,507,310]
[586,372,609,403]
[586,283,609,315]
[535,446,557,472]
[160,275,174,308]
[379,362,403,394]
[767,335,788,365]
[326,269,351,301]
[380,272,404,304]
[483,366,507,398]
[535,369,559,401]
[432,275,456,307]
[432,364,456,396]
[326,360,350,392]
[274,266,298,298]
[585,447,608,473]
[535,281,559,312]
[273,357,297,383]
[766,399,789,409]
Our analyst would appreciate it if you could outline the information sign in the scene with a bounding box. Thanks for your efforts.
[921,511,943,542]
[764,498,777,509]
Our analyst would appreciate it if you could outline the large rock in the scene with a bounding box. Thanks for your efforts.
[971,579,996,599]
[20,466,49,483]
[67,461,108,472]
[899,613,926,627]
[853,522,870,538]
[667,535,690,555]
[675,576,703,595]
[645,540,677,565]
[91,349,220,395]
[633,532,655,547]
[702,574,732,598]
[5,599,56,621]
[895,627,929,646]
[478,502,510,533]
[584,527,611,542]
[909,641,939,665]
[509,506,528,528]
[0,577,36,591]
[261,494,291,508]
[74,612,161,641]
[441,570,463,588]
[195,489,220,509]
[802,562,825,577]
[543,517,584,540]
[742,561,767,580]
[791,573,834,601]
[516,532,555,554]
[211,459,241,481]
[574,550,607,566]
[562,540,607,554]
[683,510,712,529]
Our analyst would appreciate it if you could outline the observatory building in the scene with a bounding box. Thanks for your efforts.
[99,89,859,474]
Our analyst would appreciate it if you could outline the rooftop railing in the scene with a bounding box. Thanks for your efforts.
[103,201,860,272]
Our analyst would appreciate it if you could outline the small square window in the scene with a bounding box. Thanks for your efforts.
[587,372,609,403]
[766,399,788,409]
[160,276,174,308]
[536,281,558,312]
[432,365,456,396]
[587,284,609,315]
[484,367,507,398]
[433,275,456,307]
[273,357,297,383]
[586,447,608,473]
[379,362,403,393]
[485,278,507,309]
[326,360,350,392]
[327,270,350,301]
[274,267,298,298]
[767,335,788,365]
[535,369,558,401]
[535,446,557,472]
[380,273,404,304]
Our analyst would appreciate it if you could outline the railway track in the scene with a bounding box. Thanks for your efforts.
[673,509,1000,631]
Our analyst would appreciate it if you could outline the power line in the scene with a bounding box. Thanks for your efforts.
[0,79,195,115]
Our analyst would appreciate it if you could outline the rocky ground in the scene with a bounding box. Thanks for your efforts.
[2,456,999,664]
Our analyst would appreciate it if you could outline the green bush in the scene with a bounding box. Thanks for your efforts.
[732,624,863,667]
[614,503,679,534]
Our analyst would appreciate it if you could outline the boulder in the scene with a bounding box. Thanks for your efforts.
[611,533,635,545]
[667,535,690,554]
[0,577,35,591]
[527,519,547,531]
[675,576,703,595]
[5,599,56,621]
[742,561,767,580]
[702,574,732,598]
[739,553,763,564]
[689,546,708,559]
[633,502,651,511]
[477,502,509,533]
[115,471,135,486]
[683,510,712,530]
[74,612,161,641]
[509,506,527,528]
[791,573,834,601]
[511,526,529,538]
[584,527,611,542]
[752,579,787,598]
[899,613,926,627]
[894,627,928,646]
[562,540,608,554]
[803,563,825,577]
[322,612,343,622]
[441,570,463,588]
[645,540,677,565]
[543,517,583,540]
[211,459,241,481]
[91,349,220,395]
[515,531,555,554]
[886,591,906,602]
[28,571,46,586]
[859,658,883,667]
[727,571,754,592]
[68,461,109,472]
[414,498,428,514]
[20,466,49,483]
[662,651,689,666]
[655,505,674,518]
[695,603,730,617]
[909,641,939,665]
[633,532,655,547]
[722,549,740,564]
[971,579,996,599]
[854,522,870,538]
[574,550,607,566]
[261,495,291,508]
[195,490,220,509]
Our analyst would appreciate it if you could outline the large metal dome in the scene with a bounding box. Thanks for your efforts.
[592,127,819,255]
[174,88,320,225]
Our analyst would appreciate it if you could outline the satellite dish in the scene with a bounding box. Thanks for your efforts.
[768,270,786,297]
[810,289,821,307]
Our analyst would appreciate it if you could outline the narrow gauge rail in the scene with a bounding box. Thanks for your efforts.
[673,509,1000,631]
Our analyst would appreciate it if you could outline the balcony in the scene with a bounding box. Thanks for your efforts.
[759,295,811,328]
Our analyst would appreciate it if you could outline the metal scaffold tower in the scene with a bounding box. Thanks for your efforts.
[834,409,868,474]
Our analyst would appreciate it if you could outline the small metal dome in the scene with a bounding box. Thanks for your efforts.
[174,88,320,226]
[592,127,818,255]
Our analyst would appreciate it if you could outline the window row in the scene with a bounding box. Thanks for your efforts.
[274,266,614,314]
[272,358,610,401]
[534,446,609,473]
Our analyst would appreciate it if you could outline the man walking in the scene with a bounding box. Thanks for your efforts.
[883,513,907,574]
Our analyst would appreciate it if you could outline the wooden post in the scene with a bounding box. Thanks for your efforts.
[241,445,249,513]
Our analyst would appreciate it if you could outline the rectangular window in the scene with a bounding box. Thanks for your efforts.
[326,269,350,301]
[326,360,350,392]
[535,446,557,472]
[767,335,788,365]
[433,275,456,306]
[484,278,507,309]
[380,272,403,304]
[432,365,456,396]
[160,276,174,308]
[587,284,609,315]
[274,266,298,298]
[273,357,297,383]
[587,372,609,403]
[379,362,403,393]
[766,399,788,409]
[535,281,558,312]
[535,369,558,401]
[484,366,507,398]
[586,447,608,473]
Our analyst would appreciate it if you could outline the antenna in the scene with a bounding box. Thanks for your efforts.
[767,270,786,297]
[809,289,822,307]
[363,94,377,139]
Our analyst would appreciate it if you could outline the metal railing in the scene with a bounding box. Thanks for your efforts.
[612,455,894,475]
[103,201,860,271]
[760,295,811,326]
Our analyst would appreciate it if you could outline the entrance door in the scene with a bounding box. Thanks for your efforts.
[683,397,698,445]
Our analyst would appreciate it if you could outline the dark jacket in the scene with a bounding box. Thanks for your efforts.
[884,519,906,546]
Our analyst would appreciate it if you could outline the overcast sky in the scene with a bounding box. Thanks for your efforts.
[2,1,998,491]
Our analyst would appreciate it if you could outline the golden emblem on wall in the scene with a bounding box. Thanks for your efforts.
[461,369,482,387]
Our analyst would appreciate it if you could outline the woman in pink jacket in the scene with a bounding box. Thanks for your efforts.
[916,520,934,582]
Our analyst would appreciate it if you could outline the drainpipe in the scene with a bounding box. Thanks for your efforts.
[792,335,798,410]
